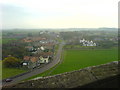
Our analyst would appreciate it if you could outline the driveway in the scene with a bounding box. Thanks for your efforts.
[2,41,65,87]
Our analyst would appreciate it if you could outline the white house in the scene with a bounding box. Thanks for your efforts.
[80,39,96,46]
[23,56,40,69]
[80,38,85,43]
[40,46,45,51]
[39,56,49,63]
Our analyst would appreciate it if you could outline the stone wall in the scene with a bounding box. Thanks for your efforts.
[3,61,119,88]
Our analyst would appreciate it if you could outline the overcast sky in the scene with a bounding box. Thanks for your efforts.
[1,0,119,29]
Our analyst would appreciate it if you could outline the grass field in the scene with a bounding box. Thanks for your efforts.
[2,68,26,79]
[0,61,27,79]
[2,38,17,44]
[50,49,118,74]
[26,48,118,80]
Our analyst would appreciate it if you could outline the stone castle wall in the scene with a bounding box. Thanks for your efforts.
[3,61,119,88]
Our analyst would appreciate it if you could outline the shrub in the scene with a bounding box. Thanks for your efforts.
[3,56,21,68]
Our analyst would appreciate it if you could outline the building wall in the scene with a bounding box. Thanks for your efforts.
[40,57,49,63]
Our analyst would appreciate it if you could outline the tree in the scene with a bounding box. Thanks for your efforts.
[2,41,31,59]
[3,56,21,68]
[44,49,49,52]
[28,33,32,37]
[97,40,115,49]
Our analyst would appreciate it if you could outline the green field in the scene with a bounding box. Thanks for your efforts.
[26,48,118,80]
[50,49,118,74]
[2,38,17,44]
[0,61,26,79]
[2,68,26,79]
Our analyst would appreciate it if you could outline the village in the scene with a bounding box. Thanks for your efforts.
[21,31,60,69]
[2,30,60,71]
[21,37,97,69]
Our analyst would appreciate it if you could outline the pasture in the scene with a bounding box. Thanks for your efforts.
[26,48,118,80]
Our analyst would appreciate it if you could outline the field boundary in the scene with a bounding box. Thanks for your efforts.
[45,48,65,76]
[64,48,117,50]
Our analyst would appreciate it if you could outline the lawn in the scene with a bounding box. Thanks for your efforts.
[25,48,118,80]
[2,67,26,79]
[0,61,26,79]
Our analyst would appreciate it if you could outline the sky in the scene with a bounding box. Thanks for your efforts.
[1,0,119,29]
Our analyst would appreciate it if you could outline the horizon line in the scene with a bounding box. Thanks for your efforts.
[2,27,118,30]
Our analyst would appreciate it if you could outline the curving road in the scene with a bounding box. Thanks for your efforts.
[2,41,65,87]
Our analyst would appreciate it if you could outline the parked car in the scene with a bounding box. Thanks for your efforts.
[5,79,13,82]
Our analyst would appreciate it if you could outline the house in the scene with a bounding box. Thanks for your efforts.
[25,46,34,51]
[30,57,39,68]
[40,46,45,51]
[22,37,33,43]
[25,46,37,52]
[80,39,96,46]
[42,43,55,52]
[22,56,31,68]
[38,52,53,58]
[23,56,40,69]
[39,56,49,63]
[32,37,46,42]
[31,51,37,54]
[38,52,53,63]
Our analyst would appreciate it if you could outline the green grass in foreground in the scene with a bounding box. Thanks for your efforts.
[25,48,118,80]
[2,67,26,79]
[1,61,26,79]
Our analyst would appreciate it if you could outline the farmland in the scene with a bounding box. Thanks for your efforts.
[26,48,118,80]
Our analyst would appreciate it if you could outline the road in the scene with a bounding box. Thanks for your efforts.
[2,41,65,87]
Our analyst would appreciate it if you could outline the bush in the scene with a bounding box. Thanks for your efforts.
[3,56,21,68]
